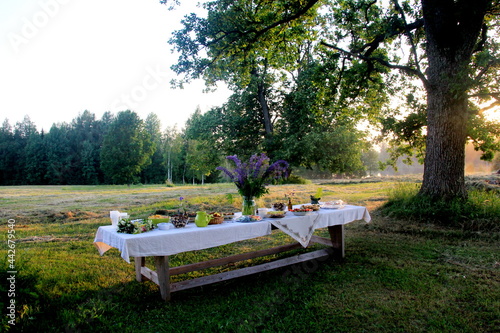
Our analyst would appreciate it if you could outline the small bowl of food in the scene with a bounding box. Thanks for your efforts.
[267,211,286,218]
[301,204,320,211]
[272,202,286,211]
[321,200,345,209]
[148,214,171,225]
[290,208,313,216]
[170,214,189,228]
[157,222,171,230]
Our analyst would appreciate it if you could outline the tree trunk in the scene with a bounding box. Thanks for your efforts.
[166,148,171,182]
[257,81,273,136]
[421,82,468,199]
[419,0,490,200]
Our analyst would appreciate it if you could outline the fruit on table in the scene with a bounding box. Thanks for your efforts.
[149,214,169,219]
[290,208,312,212]
[301,204,320,211]
[267,211,286,217]
[272,202,286,210]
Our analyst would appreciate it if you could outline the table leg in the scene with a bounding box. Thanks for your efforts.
[154,256,171,301]
[135,257,145,282]
[328,225,345,259]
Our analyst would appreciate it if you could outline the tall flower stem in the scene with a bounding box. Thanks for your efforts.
[216,153,289,202]
[242,196,257,216]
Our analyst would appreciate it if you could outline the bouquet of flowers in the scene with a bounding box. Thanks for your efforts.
[117,218,155,234]
[217,153,289,199]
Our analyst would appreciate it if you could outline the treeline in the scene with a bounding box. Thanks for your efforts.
[0,107,384,186]
[0,110,199,185]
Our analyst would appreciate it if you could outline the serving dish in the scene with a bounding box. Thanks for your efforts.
[148,215,171,224]
[301,204,320,211]
[320,200,345,209]
[290,208,313,216]
[234,215,262,223]
[267,211,286,218]
[157,222,171,230]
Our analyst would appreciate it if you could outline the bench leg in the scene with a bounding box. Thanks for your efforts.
[328,225,345,259]
[154,256,171,301]
[135,257,146,282]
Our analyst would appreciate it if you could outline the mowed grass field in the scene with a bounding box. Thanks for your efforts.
[1,178,499,332]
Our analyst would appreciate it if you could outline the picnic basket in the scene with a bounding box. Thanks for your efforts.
[209,214,224,225]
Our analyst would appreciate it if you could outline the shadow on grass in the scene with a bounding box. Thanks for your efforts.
[17,241,354,332]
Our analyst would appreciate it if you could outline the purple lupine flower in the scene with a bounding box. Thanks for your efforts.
[252,153,268,179]
[226,155,242,168]
[235,166,247,187]
[217,153,289,198]
[263,159,289,179]
[216,166,237,181]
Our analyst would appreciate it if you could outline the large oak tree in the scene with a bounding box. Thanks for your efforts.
[164,0,500,200]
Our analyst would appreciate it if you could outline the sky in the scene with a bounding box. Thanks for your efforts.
[1,0,232,132]
[1,0,499,134]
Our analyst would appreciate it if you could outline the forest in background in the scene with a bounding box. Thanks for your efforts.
[1,107,497,186]
[0,108,386,186]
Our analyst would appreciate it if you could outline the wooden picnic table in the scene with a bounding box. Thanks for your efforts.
[94,205,371,301]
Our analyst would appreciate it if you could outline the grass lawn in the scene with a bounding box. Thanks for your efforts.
[1,178,499,332]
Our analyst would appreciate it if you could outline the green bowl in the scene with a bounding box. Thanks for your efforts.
[149,216,171,225]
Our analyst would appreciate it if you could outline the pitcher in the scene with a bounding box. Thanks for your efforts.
[195,211,209,227]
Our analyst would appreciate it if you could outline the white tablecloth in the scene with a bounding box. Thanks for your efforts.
[94,220,272,263]
[94,205,371,262]
[269,205,371,247]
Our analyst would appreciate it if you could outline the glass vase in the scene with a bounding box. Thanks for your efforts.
[242,196,257,216]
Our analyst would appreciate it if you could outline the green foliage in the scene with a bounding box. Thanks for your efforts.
[381,182,500,231]
[186,139,221,183]
[379,92,427,169]
[0,111,231,186]
[100,110,155,185]
[467,111,500,161]
[140,113,167,184]
[280,127,368,176]
[169,0,389,173]
[282,174,311,184]
[169,0,321,89]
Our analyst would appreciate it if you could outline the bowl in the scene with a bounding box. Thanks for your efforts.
[290,208,313,216]
[321,200,345,209]
[234,215,262,223]
[301,204,320,211]
[157,222,171,230]
[148,215,170,224]
[272,202,286,211]
[267,211,286,218]
[292,211,309,216]
[171,215,189,228]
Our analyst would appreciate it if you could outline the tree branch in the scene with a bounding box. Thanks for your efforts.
[321,41,429,88]
[206,0,320,47]
[392,0,422,74]
[474,59,500,81]
[352,18,424,56]
[473,24,489,53]
[250,0,320,41]
[470,92,500,99]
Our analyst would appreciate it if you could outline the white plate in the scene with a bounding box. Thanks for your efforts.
[157,223,172,230]
[320,204,345,209]
[292,211,311,216]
